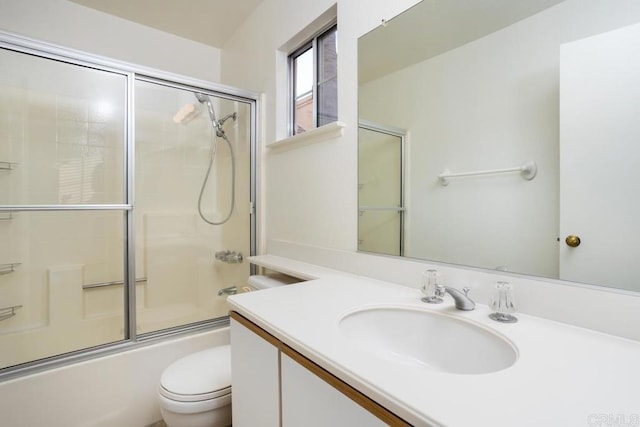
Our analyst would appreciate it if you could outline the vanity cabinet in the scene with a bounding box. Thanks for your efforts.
[230,312,409,427]
[230,315,280,427]
[280,353,387,426]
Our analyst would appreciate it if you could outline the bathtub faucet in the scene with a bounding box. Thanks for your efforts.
[217,286,238,296]
[214,250,243,264]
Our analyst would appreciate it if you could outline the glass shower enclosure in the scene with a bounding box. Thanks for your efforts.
[358,121,405,256]
[0,33,256,374]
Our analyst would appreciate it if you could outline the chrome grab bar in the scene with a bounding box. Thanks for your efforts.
[0,263,21,276]
[0,305,22,322]
[0,161,17,170]
[82,277,147,290]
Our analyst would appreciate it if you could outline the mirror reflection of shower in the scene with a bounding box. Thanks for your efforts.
[192,92,238,225]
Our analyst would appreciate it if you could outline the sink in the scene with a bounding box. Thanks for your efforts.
[339,306,517,375]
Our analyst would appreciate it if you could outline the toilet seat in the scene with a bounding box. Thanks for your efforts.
[158,389,232,415]
[159,384,231,402]
[159,345,231,403]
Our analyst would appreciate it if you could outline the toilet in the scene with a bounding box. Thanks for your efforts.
[158,345,232,427]
[158,273,300,427]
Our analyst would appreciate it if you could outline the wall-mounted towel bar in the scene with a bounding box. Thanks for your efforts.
[0,263,21,276]
[0,305,22,322]
[0,162,17,170]
[82,277,147,290]
[438,161,537,186]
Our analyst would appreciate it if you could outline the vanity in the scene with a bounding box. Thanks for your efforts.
[228,256,640,427]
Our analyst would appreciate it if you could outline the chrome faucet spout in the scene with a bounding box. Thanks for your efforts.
[217,285,238,296]
[443,286,476,311]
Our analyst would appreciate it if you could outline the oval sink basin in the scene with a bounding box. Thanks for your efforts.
[339,306,517,375]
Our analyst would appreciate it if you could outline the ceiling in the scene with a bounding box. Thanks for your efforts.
[70,0,263,48]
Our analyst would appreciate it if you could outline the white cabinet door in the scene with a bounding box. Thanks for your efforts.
[281,353,387,427]
[230,318,280,427]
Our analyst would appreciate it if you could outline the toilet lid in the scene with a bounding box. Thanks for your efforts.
[160,345,231,402]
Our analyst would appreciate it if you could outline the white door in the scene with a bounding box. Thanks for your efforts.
[559,23,640,291]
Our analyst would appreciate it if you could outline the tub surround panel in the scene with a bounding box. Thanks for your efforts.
[228,276,640,427]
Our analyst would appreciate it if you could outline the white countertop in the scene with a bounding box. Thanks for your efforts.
[228,255,640,427]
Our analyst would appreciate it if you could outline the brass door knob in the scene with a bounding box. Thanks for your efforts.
[565,235,581,247]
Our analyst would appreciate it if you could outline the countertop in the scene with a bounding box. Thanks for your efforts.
[227,255,640,427]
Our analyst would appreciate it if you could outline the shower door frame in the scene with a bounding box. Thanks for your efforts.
[0,30,259,380]
[357,120,406,257]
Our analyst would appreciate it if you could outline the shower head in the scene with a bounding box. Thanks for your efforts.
[194,92,217,123]
[218,112,237,127]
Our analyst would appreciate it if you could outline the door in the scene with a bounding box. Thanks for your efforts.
[559,23,640,291]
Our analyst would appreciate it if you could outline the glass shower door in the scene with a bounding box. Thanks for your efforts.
[134,80,252,334]
[0,47,128,369]
[0,34,257,377]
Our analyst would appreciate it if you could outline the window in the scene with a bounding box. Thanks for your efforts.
[289,24,337,135]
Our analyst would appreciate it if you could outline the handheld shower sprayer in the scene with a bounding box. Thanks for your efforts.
[193,91,239,226]
[195,93,237,137]
[195,92,217,123]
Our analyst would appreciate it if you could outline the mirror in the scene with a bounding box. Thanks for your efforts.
[358,0,640,292]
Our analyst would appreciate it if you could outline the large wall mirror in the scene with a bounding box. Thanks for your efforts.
[358,0,640,292]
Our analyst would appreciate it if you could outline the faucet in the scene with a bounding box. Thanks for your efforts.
[217,286,238,296]
[427,285,476,311]
[215,250,243,264]
[442,286,475,311]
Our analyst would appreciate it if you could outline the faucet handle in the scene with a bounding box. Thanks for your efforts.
[462,286,471,296]
[420,270,444,304]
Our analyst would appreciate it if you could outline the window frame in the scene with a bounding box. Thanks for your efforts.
[288,22,337,136]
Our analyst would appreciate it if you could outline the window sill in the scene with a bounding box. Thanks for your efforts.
[268,121,345,151]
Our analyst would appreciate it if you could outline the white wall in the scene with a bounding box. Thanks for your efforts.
[0,0,221,82]
[220,0,421,253]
